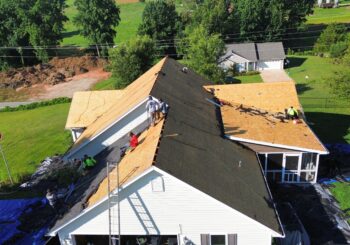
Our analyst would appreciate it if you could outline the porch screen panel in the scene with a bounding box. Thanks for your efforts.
[301,153,317,170]
[267,154,283,170]
[228,234,237,245]
[201,234,210,245]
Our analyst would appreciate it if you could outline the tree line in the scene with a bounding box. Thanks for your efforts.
[0,0,317,88]
[111,0,314,87]
[0,0,120,69]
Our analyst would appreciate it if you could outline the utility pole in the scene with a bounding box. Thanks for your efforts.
[0,133,13,184]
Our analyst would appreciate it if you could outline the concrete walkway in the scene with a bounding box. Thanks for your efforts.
[260,70,294,83]
[0,101,35,109]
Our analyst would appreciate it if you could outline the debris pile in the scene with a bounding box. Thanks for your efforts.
[0,56,107,89]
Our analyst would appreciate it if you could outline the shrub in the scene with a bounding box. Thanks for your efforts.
[330,42,348,58]
[0,97,71,112]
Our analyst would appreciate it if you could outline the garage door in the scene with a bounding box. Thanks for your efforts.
[257,60,282,70]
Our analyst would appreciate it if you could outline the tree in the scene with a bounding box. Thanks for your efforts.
[74,0,120,56]
[109,35,156,88]
[232,0,314,41]
[188,0,235,36]
[314,24,348,55]
[0,0,67,65]
[19,0,68,62]
[138,0,179,54]
[328,70,350,99]
[180,25,225,83]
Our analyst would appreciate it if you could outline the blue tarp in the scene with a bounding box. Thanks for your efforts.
[325,143,350,154]
[0,198,47,245]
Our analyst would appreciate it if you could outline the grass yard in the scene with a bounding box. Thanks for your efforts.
[330,182,350,223]
[286,55,350,144]
[61,0,146,46]
[307,6,350,24]
[0,103,72,184]
[92,76,116,90]
[232,74,263,83]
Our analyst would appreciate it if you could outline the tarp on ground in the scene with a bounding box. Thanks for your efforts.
[0,198,47,245]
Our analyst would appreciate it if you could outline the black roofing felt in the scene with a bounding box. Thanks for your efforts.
[150,58,282,234]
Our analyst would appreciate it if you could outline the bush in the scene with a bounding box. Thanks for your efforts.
[328,70,350,99]
[238,71,260,76]
[330,42,348,58]
[0,97,71,112]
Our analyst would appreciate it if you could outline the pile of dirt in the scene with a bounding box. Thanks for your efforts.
[0,56,107,90]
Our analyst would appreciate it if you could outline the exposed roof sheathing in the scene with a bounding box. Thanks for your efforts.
[206,83,327,153]
[87,120,164,207]
[205,82,301,113]
[71,57,167,149]
[65,90,124,128]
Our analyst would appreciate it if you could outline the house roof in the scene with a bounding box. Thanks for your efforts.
[87,119,164,207]
[222,42,285,62]
[205,83,328,153]
[256,42,286,61]
[50,58,283,235]
[224,43,257,61]
[70,57,167,150]
[65,90,124,129]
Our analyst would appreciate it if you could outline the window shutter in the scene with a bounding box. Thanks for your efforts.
[200,234,209,245]
[228,234,237,245]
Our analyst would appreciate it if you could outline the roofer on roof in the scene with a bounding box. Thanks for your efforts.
[287,106,299,120]
[146,96,158,126]
[83,155,96,169]
[120,132,139,157]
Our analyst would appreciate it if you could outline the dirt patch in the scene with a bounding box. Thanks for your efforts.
[33,69,111,100]
[0,56,107,90]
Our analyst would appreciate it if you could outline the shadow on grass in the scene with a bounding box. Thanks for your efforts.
[61,30,80,39]
[305,112,350,144]
[296,83,313,95]
[286,56,307,69]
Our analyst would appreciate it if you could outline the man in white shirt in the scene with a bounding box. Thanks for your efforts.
[146,96,157,126]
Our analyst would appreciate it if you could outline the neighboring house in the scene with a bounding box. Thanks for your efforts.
[317,0,339,8]
[48,58,284,245]
[219,42,286,72]
[205,82,328,184]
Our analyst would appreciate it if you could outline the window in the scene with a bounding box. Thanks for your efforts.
[267,154,283,170]
[258,154,266,170]
[285,155,299,170]
[210,235,226,245]
[301,153,317,170]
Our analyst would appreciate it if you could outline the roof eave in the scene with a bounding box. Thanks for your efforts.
[226,135,328,155]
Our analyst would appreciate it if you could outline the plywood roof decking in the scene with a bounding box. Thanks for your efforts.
[221,104,327,152]
[88,119,164,207]
[204,82,301,113]
[71,57,167,150]
[65,90,124,129]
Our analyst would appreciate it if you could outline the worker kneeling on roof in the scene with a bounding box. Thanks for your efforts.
[286,106,299,120]
[120,132,139,157]
[83,154,97,170]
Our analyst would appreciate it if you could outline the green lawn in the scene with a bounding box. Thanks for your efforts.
[307,6,350,24]
[330,182,350,223]
[232,74,263,83]
[286,55,350,144]
[61,0,145,46]
[0,103,72,184]
[92,76,116,90]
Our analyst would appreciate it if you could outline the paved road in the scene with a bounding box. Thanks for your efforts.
[0,101,35,109]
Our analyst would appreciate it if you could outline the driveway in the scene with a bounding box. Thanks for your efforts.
[260,70,294,83]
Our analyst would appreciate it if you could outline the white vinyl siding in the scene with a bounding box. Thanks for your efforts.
[57,170,280,245]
